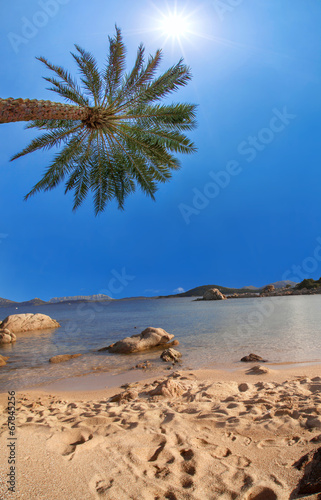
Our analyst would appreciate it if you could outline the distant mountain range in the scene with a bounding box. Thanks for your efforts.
[49,294,112,303]
[0,294,113,308]
[0,281,298,307]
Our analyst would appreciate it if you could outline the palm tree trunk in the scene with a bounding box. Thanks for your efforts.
[0,98,89,123]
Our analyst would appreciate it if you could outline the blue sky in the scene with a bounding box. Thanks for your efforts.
[1,0,321,301]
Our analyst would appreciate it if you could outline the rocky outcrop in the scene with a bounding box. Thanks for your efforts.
[0,313,60,333]
[161,348,182,363]
[0,329,16,344]
[203,288,226,300]
[108,327,174,354]
[293,446,321,495]
[148,378,184,398]
[109,390,139,403]
[0,355,9,367]
[49,354,82,364]
[241,353,267,362]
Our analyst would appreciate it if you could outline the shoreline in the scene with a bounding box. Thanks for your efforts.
[1,359,321,395]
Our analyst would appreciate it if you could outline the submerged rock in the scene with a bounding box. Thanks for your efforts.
[108,327,174,354]
[0,329,16,344]
[0,355,9,367]
[241,353,267,363]
[160,348,182,363]
[0,313,60,333]
[49,354,82,364]
[203,288,226,300]
[134,361,152,370]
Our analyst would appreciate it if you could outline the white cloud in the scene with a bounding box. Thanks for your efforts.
[173,287,185,294]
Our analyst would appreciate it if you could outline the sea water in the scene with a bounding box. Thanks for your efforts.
[0,295,321,391]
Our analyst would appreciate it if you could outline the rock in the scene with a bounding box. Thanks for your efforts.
[203,288,226,300]
[294,446,321,495]
[238,383,249,392]
[108,327,174,354]
[306,417,321,430]
[134,361,152,370]
[0,329,16,344]
[0,313,60,333]
[109,390,138,403]
[171,340,180,346]
[0,355,9,367]
[149,378,184,398]
[49,354,82,364]
[160,348,182,363]
[241,353,267,363]
[246,365,270,375]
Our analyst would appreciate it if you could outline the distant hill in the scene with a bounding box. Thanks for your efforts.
[18,298,48,306]
[49,294,113,303]
[159,284,260,298]
[0,297,15,306]
[160,280,298,298]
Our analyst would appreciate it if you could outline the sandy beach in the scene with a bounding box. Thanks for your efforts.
[1,364,321,499]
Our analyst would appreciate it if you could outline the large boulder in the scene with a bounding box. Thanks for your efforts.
[0,313,60,333]
[0,329,16,344]
[203,288,226,300]
[108,327,174,354]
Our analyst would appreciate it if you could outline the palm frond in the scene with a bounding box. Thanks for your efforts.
[36,56,88,106]
[103,26,126,105]
[9,27,197,213]
[11,125,82,160]
[71,46,103,105]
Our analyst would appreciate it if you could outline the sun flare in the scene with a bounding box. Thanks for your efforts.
[159,12,190,39]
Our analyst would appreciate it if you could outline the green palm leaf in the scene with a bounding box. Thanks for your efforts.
[8,27,197,214]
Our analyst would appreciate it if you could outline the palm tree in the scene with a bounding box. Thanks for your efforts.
[0,27,197,214]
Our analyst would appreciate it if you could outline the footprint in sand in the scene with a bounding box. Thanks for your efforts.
[225,455,251,468]
[210,446,232,459]
[242,485,278,500]
[89,475,114,497]
[180,448,194,461]
[46,428,94,458]
[257,436,301,448]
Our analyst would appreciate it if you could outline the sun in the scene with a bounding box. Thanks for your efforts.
[159,11,191,40]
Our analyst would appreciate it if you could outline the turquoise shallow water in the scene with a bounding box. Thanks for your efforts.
[0,295,321,391]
